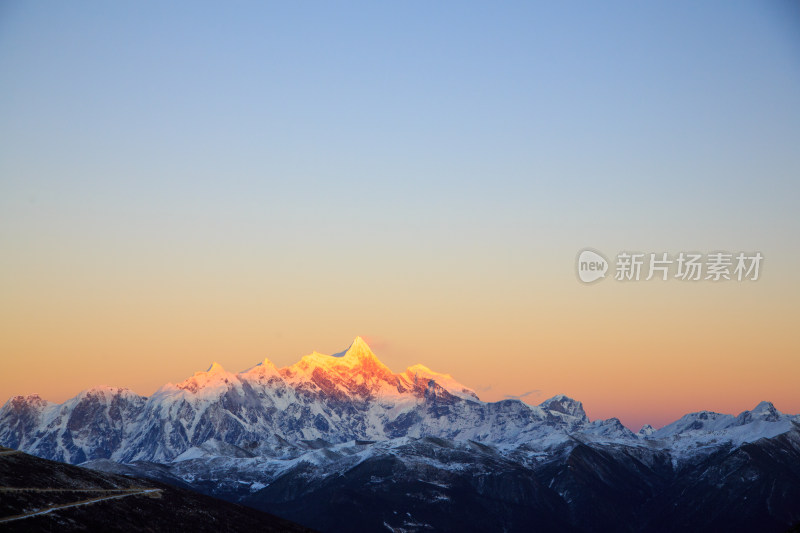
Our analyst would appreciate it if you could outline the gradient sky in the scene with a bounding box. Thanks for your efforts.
[1,1,799,430]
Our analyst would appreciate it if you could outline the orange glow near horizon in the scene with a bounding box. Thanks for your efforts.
[1,256,797,432]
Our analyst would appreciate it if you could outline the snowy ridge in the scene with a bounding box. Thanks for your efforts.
[1,337,797,467]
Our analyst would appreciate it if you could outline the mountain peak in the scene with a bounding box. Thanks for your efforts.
[260,357,278,369]
[406,364,447,378]
[539,395,588,421]
[736,400,782,424]
[332,336,375,359]
[403,364,479,401]
[752,401,777,414]
[242,358,280,379]
[5,394,51,411]
[206,362,226,374]
[176,361,236,394]
[287,337,393,386]
[352,335,370,350]
[638,424,656,437]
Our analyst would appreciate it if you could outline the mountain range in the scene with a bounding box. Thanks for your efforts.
[2,337,799,532]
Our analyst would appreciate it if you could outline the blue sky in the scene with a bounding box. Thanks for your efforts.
[2,2,798,253]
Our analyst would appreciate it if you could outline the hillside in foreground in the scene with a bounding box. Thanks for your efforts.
[0,446,312,532]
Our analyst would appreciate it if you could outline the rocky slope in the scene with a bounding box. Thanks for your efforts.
[0,446,311,532]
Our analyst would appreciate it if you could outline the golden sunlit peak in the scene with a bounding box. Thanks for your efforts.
[290,337,385,376]
[326,336,375,359]
[404,364,479,401]
[406,364,451,380]
[260,357,277,368]
[206,362,226,374]
[241,357,280,379]
[352,336,370,349]
[342,336,374,357]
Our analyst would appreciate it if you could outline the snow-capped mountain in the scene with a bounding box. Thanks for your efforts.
[0,337,796,465]
[2,337,799,532]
